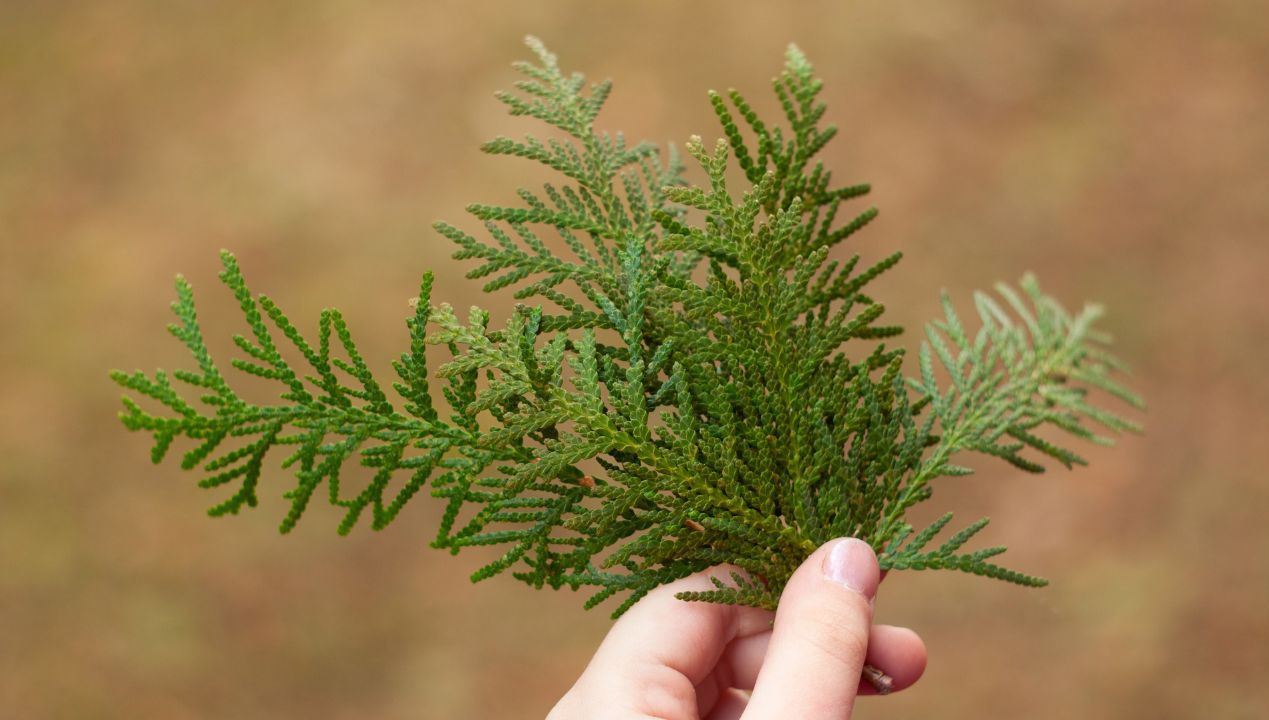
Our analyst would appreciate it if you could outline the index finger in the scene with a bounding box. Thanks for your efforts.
[558,568,775,718]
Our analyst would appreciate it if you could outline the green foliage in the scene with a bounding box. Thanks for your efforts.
[113,38,1142,616]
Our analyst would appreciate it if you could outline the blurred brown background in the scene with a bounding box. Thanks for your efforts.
[3,1,1267,718]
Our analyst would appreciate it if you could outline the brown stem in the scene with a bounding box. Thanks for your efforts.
[862,664,894,695]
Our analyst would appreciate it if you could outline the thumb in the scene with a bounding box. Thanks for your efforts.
[743,538,880,719]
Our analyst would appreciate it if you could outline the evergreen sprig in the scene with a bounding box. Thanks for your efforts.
[113,38,1142,617]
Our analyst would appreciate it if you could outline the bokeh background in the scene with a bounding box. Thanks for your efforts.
[3,1,1267,717]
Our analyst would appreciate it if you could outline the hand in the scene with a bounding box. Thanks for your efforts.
[548,539,926,719]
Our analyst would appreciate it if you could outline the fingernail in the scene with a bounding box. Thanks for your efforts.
[821,538,879,599]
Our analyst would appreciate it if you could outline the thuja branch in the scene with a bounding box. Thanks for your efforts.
[112,38,1142,618]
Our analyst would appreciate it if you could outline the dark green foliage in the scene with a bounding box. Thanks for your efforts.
[113,38,1143,616]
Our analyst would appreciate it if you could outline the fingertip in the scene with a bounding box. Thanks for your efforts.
[821,537,880,600]
[858,625,927,695]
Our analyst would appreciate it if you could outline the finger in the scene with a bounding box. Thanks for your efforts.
[742,538,879,718]
[857,625,927,695]
[554,567,773,719]
[719,623,926,694]
[718,631,770,689]
[705,688,750,720]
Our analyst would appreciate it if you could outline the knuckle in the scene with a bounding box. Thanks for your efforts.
[632,662,698,718]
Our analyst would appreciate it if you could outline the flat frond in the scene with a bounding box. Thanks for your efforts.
[115,41,1141,617]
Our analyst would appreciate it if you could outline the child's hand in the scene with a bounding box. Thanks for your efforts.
[548,538,927,719]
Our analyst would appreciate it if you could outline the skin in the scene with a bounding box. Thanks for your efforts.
[549,539,927,719]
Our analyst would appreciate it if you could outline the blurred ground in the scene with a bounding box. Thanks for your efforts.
[2,1,1268,718]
